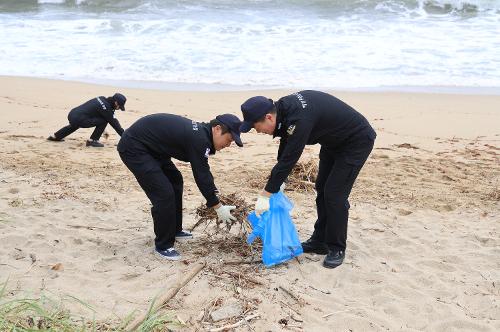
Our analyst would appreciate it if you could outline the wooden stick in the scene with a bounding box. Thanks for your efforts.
[209,314,260,332]
[279,286,301,304]
[126,262,206,331]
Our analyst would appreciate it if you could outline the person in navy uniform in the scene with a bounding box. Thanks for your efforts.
[47,93,126,147]
[239,91,376,269]
[118,113,243,260]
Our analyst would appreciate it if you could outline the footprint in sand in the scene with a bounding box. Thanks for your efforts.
[417,259,456,272]
[93,256,119,273]
[397,208,413,216]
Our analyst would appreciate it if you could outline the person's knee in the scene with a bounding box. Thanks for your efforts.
[169,172,183,186]
[324,190,349,208]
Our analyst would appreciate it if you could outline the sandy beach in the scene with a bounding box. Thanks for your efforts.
[0,76,499,331]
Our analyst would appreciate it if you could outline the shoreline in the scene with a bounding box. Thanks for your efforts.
[2,74,500,96]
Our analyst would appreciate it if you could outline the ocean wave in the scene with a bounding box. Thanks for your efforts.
[3,0,496,13]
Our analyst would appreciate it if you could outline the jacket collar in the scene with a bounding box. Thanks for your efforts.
[273,101,286,138]
[201,122,216,155]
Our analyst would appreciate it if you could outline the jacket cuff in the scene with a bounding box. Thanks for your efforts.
[264,181,279,194]
[206,196,220,208]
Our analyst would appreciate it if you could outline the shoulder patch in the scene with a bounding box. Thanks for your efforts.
[287,124,296,135]
[204,147,210,158]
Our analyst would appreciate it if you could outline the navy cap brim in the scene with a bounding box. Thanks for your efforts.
[231,132,243,147]
[119,105,125,111]
[240,121,254,133]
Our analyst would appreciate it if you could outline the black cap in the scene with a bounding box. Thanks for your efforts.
[113,93,126,111]
[216,114,243,147]
[240,96,274,133]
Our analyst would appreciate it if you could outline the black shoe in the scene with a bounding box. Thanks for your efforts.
[47,135,64,142]
[323,250,345,269]
[86,139,104,147]
[301,238,328,255]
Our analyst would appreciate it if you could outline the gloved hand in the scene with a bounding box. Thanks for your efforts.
[255,195,270,217]
[279,182,286,192]
[215,205,236,223]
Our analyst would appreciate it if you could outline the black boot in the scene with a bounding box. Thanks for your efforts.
[47,135,64,142]
[323,250,345,269]
[301,238,328,255]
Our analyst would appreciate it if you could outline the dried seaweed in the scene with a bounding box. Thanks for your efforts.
[192,193,253,233]
[249,160,318,193]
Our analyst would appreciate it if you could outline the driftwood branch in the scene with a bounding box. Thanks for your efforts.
[126,262,206,331]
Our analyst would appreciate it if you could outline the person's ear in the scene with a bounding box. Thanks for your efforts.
[266,114,272,121]
[215,125,222,135]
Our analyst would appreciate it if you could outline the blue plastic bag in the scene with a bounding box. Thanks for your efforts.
[247,191,303,267]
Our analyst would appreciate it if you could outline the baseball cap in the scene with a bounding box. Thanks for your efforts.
[240,96,274,133]
[113,93,126,111]
[216,114,243,147]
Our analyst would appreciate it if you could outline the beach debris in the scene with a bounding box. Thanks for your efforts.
[210,301,243,322]
[249,160,318,193]
[192,193,252,233]
[126,262,206,331]
[395,143,419,149]
[51,263,63,271]
[209,314,260,332]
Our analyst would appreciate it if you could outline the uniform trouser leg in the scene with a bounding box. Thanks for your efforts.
[119,151,177,250]
[54,124,78,139]
[161,160,184,233]
[313,141,373,251]
[311,149,335,242]
[90,122,108,141]
[323,159,362,251]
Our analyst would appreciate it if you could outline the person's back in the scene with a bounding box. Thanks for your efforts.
[120,113,203,162]
[276,90,375,148]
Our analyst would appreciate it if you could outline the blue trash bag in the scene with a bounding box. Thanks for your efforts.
[247,191,303,267]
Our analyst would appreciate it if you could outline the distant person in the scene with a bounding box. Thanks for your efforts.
[118,113,243,260]
[47,93,127,147]
[239,91,376,269]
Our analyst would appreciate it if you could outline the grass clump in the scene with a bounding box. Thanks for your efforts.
[0,281,180,331]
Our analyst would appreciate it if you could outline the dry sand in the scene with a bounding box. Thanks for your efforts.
[0,76,499,331]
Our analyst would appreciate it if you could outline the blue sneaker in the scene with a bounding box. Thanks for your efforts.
[175,230,193,240]
[155,247,181,261]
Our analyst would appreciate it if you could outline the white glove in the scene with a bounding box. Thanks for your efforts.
[255,195,270,217]
[215,205,236,223]
[279,183,286,192]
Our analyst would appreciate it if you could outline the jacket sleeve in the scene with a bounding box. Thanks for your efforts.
[277,136,287,161]
[188,142,220,207]
[265,119,313,193]
[100,110,124,136]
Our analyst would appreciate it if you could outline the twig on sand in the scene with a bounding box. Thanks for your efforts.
[67,224,146,231]
[223,259,260,265]
[279,286,304,306]
[224,271,265,285]
[209,313,260,332]
[126,262,206,331]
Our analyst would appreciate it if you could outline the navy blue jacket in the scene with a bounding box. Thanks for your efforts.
[118,113,219,207]
[69,96,124,135]
[266,90,376,193]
